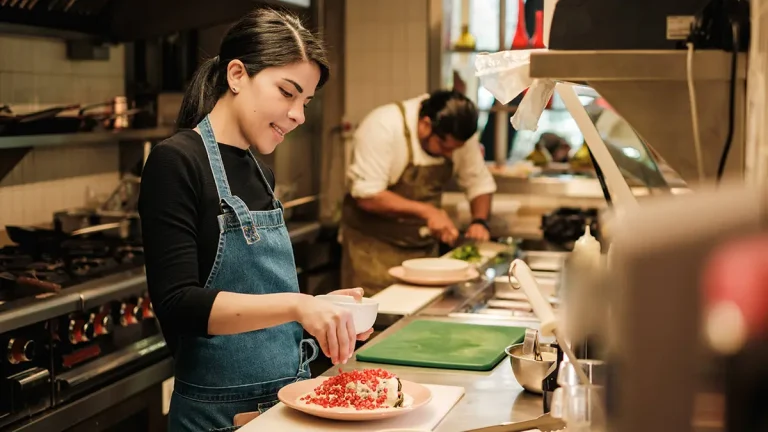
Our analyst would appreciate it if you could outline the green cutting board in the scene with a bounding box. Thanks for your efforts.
[355,320,526,371]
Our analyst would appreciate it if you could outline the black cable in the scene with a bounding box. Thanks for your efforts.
[716,21,739,182]
[588,146,612,206]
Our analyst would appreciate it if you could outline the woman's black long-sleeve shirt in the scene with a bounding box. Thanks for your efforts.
[138,129,275,355]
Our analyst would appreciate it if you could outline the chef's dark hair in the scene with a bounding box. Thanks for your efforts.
[419,90,479,141]
[176,7,330,129]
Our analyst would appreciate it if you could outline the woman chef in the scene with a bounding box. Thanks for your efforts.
[341,91,498,296]
[138,7,372,431]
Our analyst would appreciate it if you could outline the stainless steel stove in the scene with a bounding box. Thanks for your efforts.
[420,245,566,323]
[0,225,170,432]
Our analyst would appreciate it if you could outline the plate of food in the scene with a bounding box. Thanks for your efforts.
[278,368,432,421]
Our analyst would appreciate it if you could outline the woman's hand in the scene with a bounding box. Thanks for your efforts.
[327,287,376,342]
[327,287,364,301]
[296,296,356,365]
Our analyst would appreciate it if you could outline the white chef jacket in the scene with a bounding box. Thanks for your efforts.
[347,94,497,201]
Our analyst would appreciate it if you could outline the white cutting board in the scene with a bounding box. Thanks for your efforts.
[372,285,446,316]
[241,384,465,432]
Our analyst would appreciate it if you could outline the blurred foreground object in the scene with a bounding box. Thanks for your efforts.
[703,234,768,355]
[606,180,767,432]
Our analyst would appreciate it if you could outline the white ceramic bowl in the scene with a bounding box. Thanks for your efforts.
[316,295,379,334]
[401,258,469,280]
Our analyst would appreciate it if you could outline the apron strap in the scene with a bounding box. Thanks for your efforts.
[197,115,233,200]
[395,101,414,166]
[221,196,261,244]
[197,115,260,244]
[247,149,282,211]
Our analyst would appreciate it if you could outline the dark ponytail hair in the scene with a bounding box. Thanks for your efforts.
[176,7,330,129]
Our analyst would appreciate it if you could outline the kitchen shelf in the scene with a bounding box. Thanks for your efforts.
[0,127,175,150]
[529,50,747,81]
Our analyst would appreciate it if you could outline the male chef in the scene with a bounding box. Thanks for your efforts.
[341,90,497,296]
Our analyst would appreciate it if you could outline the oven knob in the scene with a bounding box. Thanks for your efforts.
[141,299,155,319]
[83,321,95,341]
[119,302,142,326]
[133,298,145,322]
[68,319,92,344]
[7,338,36,364]
[117,303,127,326]
[95,314,114,336]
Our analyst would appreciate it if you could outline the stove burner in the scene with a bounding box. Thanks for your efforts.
[22,269,71,286]
[70,258,118,278]
[61,239,113,259]
[0,247,35,269]
[28,260,66,273]
[115,245,143,265]
[0,234,144,303]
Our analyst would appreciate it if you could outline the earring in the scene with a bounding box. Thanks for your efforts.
[231,87,238,94]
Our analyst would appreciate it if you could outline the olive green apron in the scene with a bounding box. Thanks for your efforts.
[341,101,453,296]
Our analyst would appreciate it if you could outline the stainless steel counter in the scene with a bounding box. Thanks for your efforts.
[321,314,547,432]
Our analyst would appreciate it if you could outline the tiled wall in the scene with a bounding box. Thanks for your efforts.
[0,34,125,228]
[344,0,429,125]
[339,0,430,198]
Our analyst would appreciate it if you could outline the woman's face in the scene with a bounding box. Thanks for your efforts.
[228,60,321,154]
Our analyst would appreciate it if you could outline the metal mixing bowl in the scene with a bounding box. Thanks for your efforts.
[505,342,558,394]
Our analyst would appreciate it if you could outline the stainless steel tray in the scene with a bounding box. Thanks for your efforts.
[521,250,568,272]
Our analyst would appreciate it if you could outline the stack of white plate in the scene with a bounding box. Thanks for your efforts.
[388,258,479,286]
[402,258,469,279]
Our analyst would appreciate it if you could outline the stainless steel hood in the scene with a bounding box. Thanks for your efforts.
[0,0,311,41]
[529,50,748,185]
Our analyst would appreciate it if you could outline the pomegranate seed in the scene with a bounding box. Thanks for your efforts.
[301,369,401,410]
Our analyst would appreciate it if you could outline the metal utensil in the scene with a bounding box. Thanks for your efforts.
[0,272,62,293]
[464,413,566,432]
[71,220,130,239]
[522,328,542,361]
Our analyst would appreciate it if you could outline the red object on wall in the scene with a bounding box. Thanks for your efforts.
[595,97,613,111]
[511,0,529,49]
[530,10,545,49]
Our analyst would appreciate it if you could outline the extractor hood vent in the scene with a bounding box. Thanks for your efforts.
[0,0,311,41]
[0,0,111,37]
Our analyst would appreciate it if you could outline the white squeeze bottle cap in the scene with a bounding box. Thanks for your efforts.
[572,225,601,268]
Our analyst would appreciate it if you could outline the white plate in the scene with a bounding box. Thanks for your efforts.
[388,266,480,286]
[402,258,469,280]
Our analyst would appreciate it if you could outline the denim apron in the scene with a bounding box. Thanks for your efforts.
[167,115,318,432]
